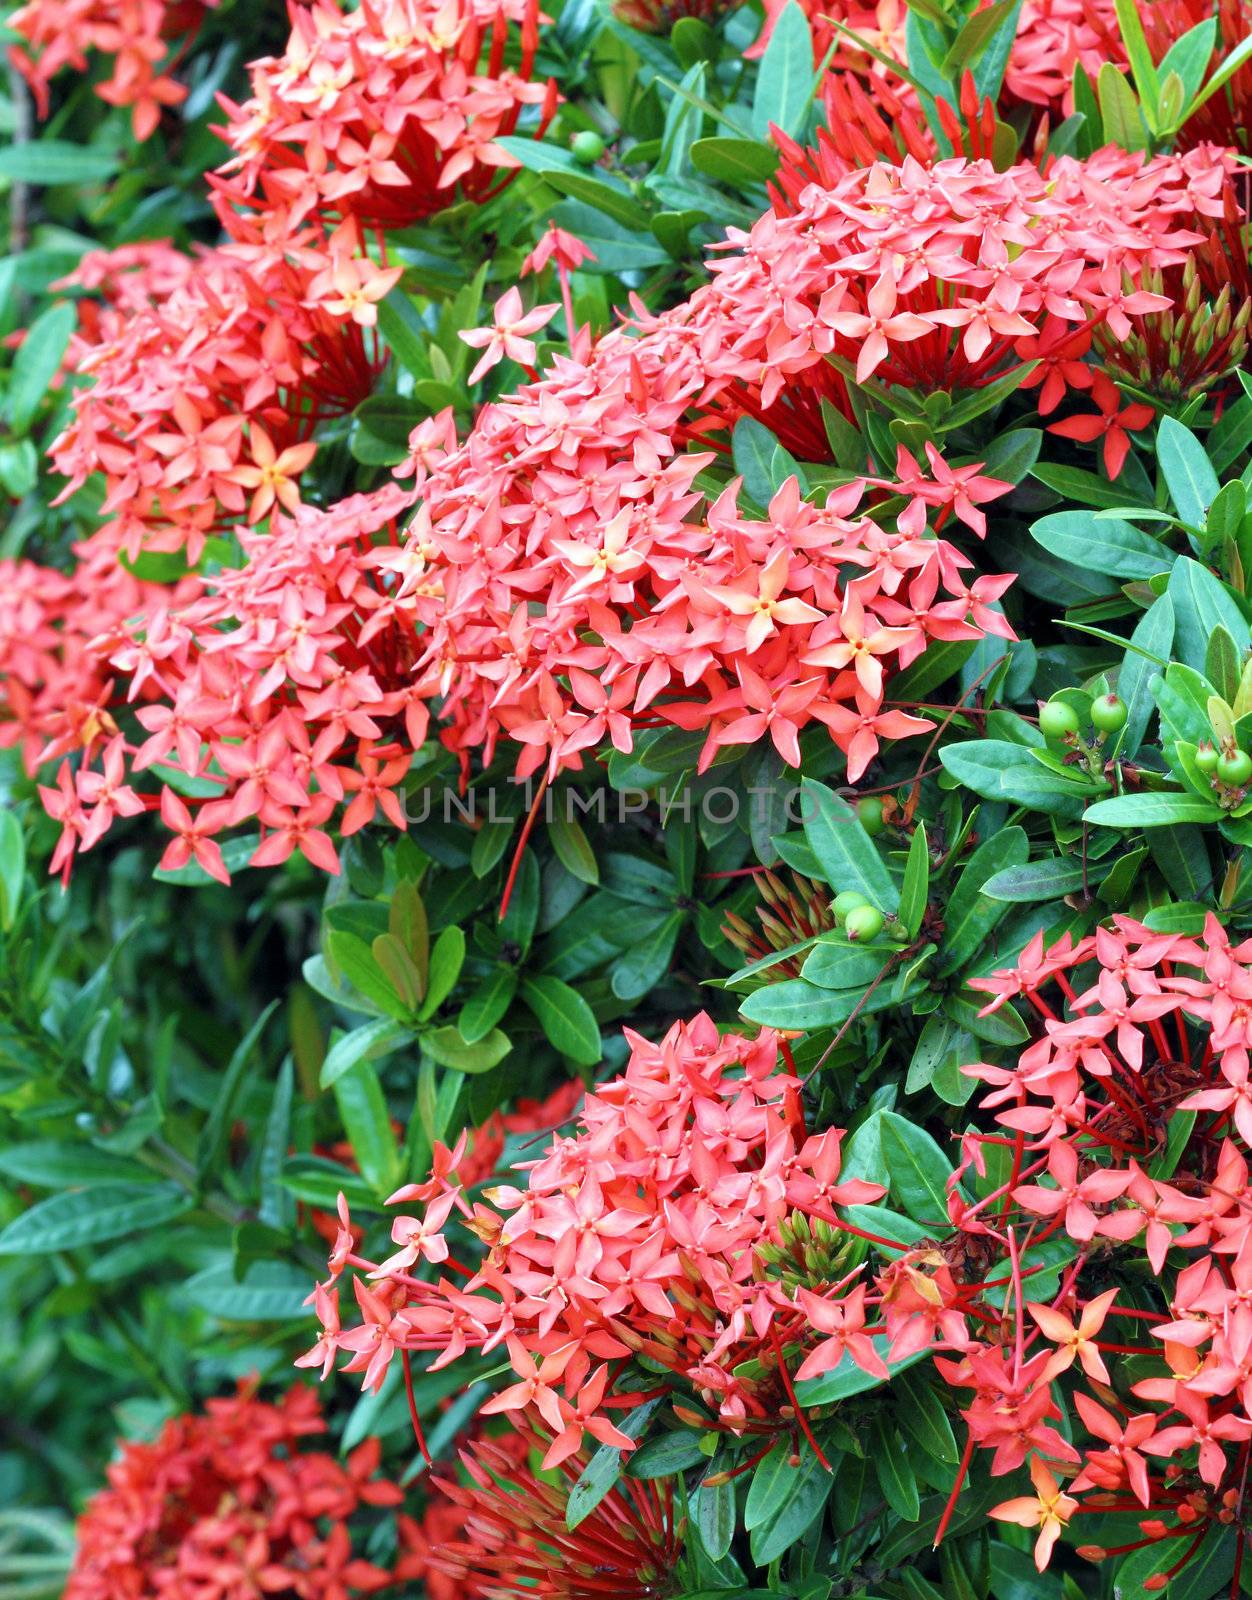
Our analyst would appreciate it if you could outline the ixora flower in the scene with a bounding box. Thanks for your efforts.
[210,0,555,233]
[36,480,427,882]
[8,0,219,137]
[392,146,1229,791]
[304,1014,987,1465]
[49,233,391,563]
[65,1383,404,1600]
[929,914,1252,1575]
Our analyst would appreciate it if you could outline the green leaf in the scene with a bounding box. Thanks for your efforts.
[198,1003,278,1181]
[936,827,1028,974]
[1030,510,1168,579]
[895,1367,959,1463]
[457,969,519,1045]
[898,823,929,940]
[521,975,602,1065]
[258,1059,295,1231]
[906,1013,978,1106]
[374,289,430,380]
[879,1112,952,1224]
[748,1444,832,1565]
[325,930,411,1020]
[0,140,120,185]
[800,779,897,911]
[983,855,1111,901]
[1168,557,1250,670]
[320,1017,409,1090]
[1187,32,1252,120]
[752,1,815,139]
[420,925,466,1020]
[1158,416,1221,526]
[0,1142,155,1186]
[0,1182,192,1254]
[7,300,75,435]
[871,1414,920,1520]
[548,201,669,273]
[938,742,1092,818]
[1113,0,1160,110]
[0,808,25,932]
[181,1259,312,1322]
[1119,593,1175,757]
[1097,62,1148,150]
[693,1476,736,1561]
[1157,16,1216,111]
[332,1059,400,1197]
[1083,792,1221,827]
[626,1431,708,1478]
[548,811,599,885]
[611,911,684,1002]
[422,1025,512,1074]
[1032,461,1150,509]
[740,969,924,1028]
[733,415,785,507]
[690,137,779,187]
[801,939,895,991]
[942,0,1018,80]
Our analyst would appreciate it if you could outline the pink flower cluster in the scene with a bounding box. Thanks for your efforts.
[210,0,554,233]
[38,480,425,882]
[50,230,393,564]
[0,545,192,784]
[8,0,217,137]
[303,1013,909,1455]
[939,914,1252,1570]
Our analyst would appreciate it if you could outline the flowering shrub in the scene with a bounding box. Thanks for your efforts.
[7,1,1252,1599]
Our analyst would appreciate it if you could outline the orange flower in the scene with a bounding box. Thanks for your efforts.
[229,427,318,522]
[991,1457,1079,1571]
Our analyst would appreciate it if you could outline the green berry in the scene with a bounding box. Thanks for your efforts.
[1217,749,1252,788]
[844,905,885,943]
[1195,741,1220,774]
[856,796,886,835]
[833,889,870,924]
[1090,693,1127,733]
[571,130,605,165]
[1039,699,1081,739]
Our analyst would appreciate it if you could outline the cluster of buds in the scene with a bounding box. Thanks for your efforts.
[1098,256,1252,405]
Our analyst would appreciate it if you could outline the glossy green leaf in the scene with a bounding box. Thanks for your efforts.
[0,1183,192,1255]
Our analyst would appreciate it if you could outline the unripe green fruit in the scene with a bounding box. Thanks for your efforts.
[856,796,886,835]
[571,130,605,164]
[844,904,885,943]
[1039,699,1081,739]
[1195,741,1220,774]
[833,889,870,923]
[1090,693,1127,733]
[1217,749,1252,787]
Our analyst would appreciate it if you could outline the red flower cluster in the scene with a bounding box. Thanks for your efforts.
[934,915,1252,1572]
[50,233,392,565]
[66,1383,403,1600]
[0,546,193,786]
[304,1013,899,1452]
[39,480,425,882]
[210,0,555,233]
[8,0,217,136]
